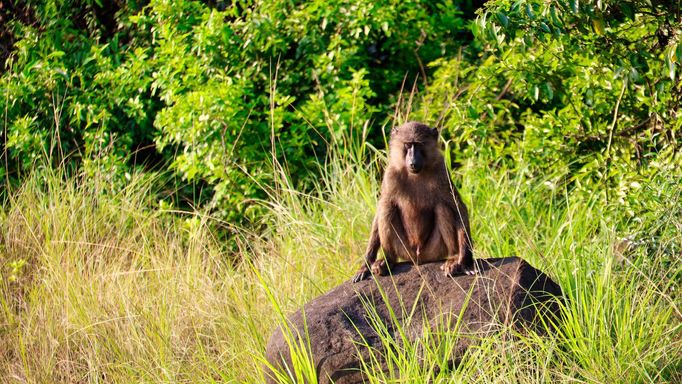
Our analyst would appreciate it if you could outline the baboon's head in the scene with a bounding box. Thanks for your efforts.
[389,122,440,175]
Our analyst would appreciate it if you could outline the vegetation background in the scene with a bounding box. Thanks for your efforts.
[0,0,680,382]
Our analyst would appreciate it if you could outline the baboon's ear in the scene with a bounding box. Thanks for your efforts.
[430,127,439,137]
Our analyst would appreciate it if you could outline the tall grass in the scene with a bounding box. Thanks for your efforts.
[0,168,269,382]
[1,131,680,383]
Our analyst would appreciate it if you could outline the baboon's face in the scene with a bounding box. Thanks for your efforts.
[404,141,426,174]
[390,122,439,175]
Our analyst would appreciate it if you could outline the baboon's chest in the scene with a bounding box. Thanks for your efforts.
[398,198,435,247]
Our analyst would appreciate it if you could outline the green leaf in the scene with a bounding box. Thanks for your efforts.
[550,6,562,27]
[665,51,677,80]
[496,12,509,28]
[570,0,579,13]
[544,82,554,100]
[592,18,605,35]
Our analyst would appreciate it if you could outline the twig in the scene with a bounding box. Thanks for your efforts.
[606,78,628,159]
[495,78,513,101]
[604,78,628,204]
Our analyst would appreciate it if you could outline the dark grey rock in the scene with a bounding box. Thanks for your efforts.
[264,257,563,384]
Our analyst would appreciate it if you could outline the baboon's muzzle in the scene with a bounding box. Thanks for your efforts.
[406,145,424,174]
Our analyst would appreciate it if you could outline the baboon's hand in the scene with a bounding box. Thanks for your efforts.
[370,259,388,276]
[352,265,371,283]
[441,258,476,276]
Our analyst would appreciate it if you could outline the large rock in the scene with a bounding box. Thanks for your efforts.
[264,257,562,384]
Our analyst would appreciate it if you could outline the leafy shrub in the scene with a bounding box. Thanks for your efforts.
[3,0,680,226]
[415,0,682,226]
[1,1,155,185]
[1,0,471,222]
[144,0,470,221]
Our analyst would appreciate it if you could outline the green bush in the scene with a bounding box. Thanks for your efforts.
[1,0,471,222]
[2,0,680,225]
[1,0,154,183]
[414,0,681,229]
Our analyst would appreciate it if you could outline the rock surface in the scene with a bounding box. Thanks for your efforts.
[264,257,562,384]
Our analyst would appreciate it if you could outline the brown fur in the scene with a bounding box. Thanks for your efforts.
[352,122,474,282]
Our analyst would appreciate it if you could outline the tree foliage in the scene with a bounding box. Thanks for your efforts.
[1,0,468,221]
[416,0,681,222]
[1,0,680,224]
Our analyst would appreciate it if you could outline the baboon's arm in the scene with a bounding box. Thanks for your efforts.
[421,204,475,275]
[456,225,473,267]
[364,215,381,263]
[352,215,380,283]
[440,203,475,276]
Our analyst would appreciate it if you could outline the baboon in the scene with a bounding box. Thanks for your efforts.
[352,122,474,283]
